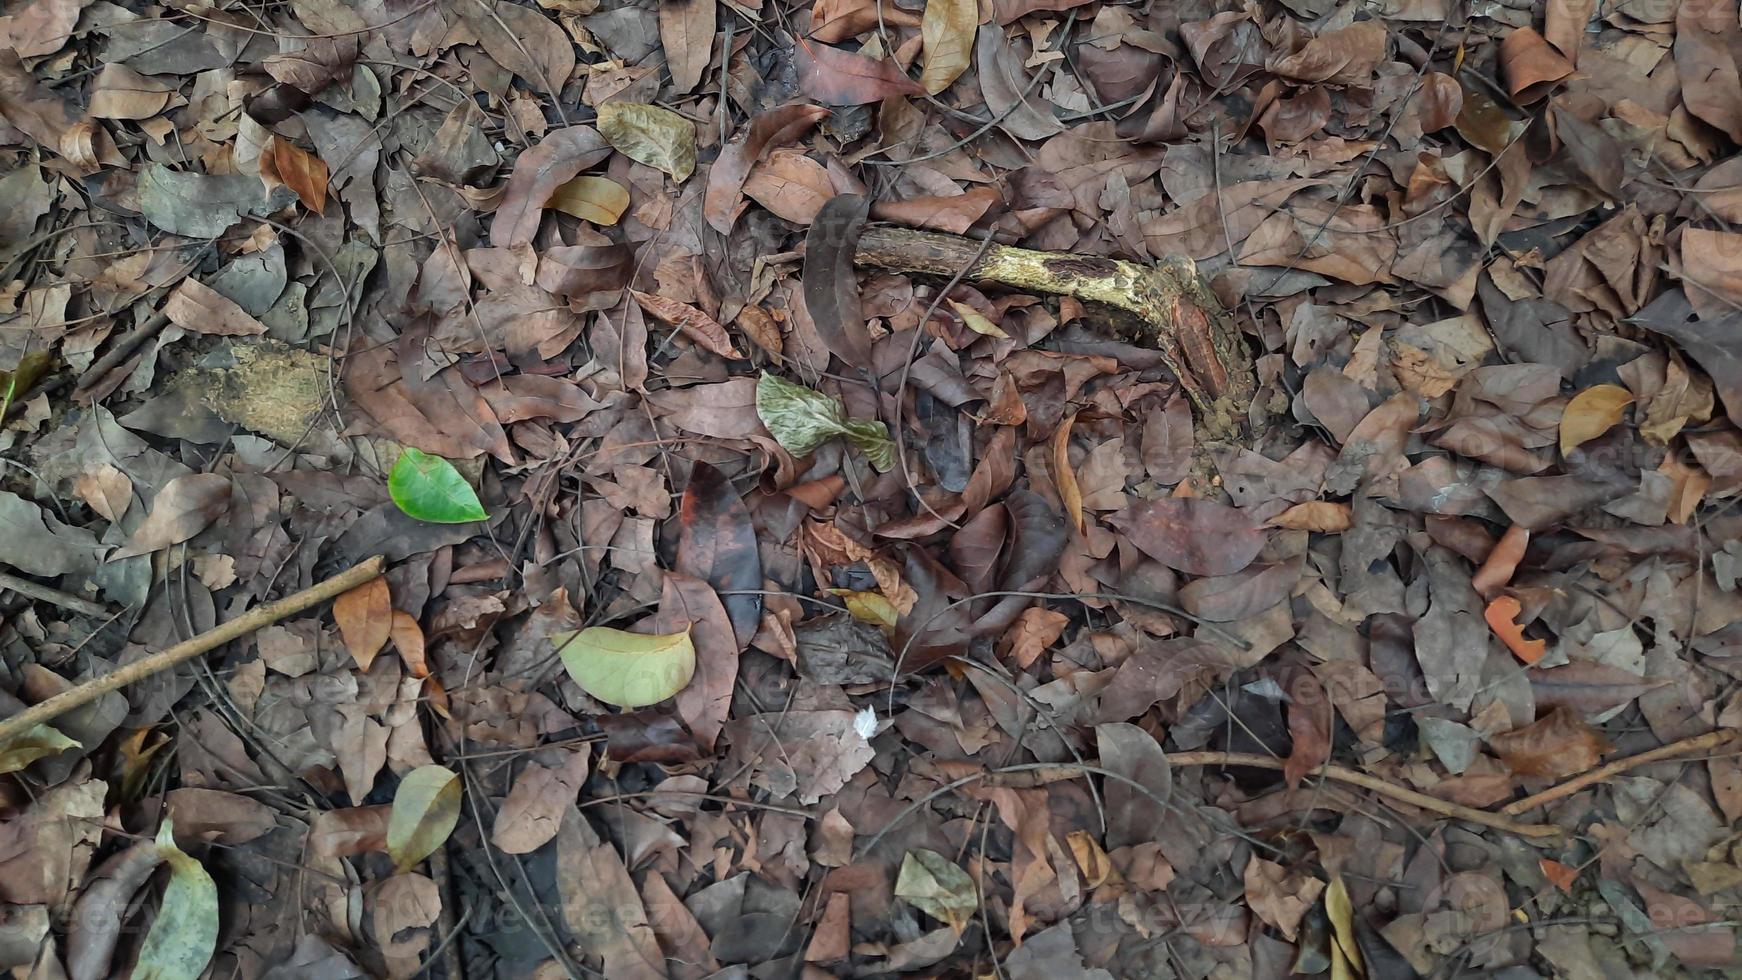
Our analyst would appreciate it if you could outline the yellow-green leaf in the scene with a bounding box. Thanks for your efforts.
[553,626,696,708]
[828,589,898,632]
[0,349,54,418]
[387,765,462,873]
[895,848,978,934]
[0,723,78,775]
[547,175,630,225]
[1560,383,1633,456]
[134,819,218,980]
[919,0,977,95]
[597,102,697,182]
[948,299,1008,339]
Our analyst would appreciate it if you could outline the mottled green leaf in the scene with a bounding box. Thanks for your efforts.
[553,626,696,708]
[388,448,488,524]
[596,102,697,182]
[134,819,218,980]
[895,848,978,933]
[387,765,462,872]
[755,372,894,471]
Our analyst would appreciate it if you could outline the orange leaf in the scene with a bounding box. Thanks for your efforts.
[630,289,745,360]
[333,577,392,670]
[1484,594,1545,664]
[1054,412,1084,535]
[1471,523,1528,599]
[1539,858,1578,894]
[390,611,428,678]
[263,136,329,212]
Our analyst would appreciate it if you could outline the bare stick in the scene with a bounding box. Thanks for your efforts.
[0,570,113,619]
[0,555,385,744]
[995,751,1561,839]
[1501,729,1742,816]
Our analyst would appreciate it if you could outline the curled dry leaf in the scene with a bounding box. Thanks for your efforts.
[1499,27,1572,103]
[630,289,745,359]
[333,576,392,670]
[1485,594,1546,664]
[1053,413,1085,535]
[1560,383,1633,455]
[804,194,875,369]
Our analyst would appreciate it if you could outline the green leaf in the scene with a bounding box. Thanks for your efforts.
[552,626,696,708]
[596,102,697,182]
[546,175,630,225]
[387,765,462,873]
[894,848,978,934]
[0,723,79,776]
[134,819,218,980]
[389,448,488,524]
[755,372,895,471]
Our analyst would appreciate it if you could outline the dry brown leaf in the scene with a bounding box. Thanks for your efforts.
[333,577,392,670]
[492,749,590,854]
[1488,708,1609,779]
[998,606,1069,669]
[919,0,977,95]
[1471,524,1528,600]
[110,473,231,560]
[1499,27,1572,103]
[74,464,132,523]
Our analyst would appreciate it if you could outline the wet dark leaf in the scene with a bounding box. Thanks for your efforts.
[676,462,763,649]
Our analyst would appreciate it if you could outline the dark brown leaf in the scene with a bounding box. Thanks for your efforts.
[676,462,763,649]
[703,103,830,234]
[802,194,875,369]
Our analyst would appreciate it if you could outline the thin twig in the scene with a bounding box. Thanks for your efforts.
[0,570,114,619]
[991,752,1562,839]
[1501,729,1742,816]
[0,556,385,744]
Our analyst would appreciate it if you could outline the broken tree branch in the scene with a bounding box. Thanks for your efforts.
[0,555,385,745]
[0,570,114,619]
[1502,729,1742,816]
[853,225,1256,439]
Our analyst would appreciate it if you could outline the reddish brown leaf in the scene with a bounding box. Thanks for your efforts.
[390,611,429,678]
[263,136,329,211]
[1529,662,1666,715]
[796,41,925,106]
[1499,27,1572,104]
[629,289,744,359]
[332,577,392,670]
[1283,671,1331,788]
[675,461,763,649]
[998,606,1068,670]
[1107,498,1268,577]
